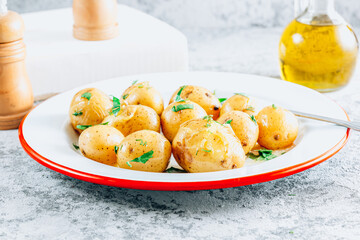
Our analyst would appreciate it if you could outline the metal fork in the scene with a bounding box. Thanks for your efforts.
[289,110,360,131]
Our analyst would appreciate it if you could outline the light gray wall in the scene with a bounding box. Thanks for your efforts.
[7,0,360,28]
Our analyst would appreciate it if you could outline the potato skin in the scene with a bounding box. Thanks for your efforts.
[122,81,164,115]
[69,88,113,133]
[169,85,221,119]
[117,130,171,172]
[220,94,255,116]
[256,105,298,150]
[161,100,207,142]
[79,125,124,166]
[172,118,246,173]
[103,105,160,137]
[218,111,259,154]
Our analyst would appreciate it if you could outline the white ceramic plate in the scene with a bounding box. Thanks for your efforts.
[19,72,349,191]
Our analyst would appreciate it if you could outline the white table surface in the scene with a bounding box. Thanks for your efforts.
[1,27,360,239]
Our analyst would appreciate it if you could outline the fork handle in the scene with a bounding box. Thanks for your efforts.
[290,110,359,131]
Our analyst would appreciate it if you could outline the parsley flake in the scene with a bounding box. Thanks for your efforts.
[72,111,83,116]
[171,104,194,112]
[76,122,109,130]
[138,84,144,88]
[250,115,257,124]
[213,90,216,95]
[165,167,187,173]
[114,146,119,154]
[81,92,92,101]
[201,149,211,153]
[175,85,187,102]
[225,119,233,125]
[73,143,79,150]
[136,139,147,146]
[126,150,154,167]
[110,96,121,116]
[248,148,277,161]
[122,94,129,100]
[132,80,138,85]
[218,98,227,103]
[245,106,255,111]
[272,104,277,109]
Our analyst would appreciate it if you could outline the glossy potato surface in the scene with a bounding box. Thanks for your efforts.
[169,85,221,119]
[69,88,113,133]
[103,105,160,137]
[161,100,207,142]
[220,94,255,116]
[78,125,124,166]
[117,130,171,172]
[256,105,298,150]
[122,81,164,115]
[218,111,259,154]
[172,117,246,173]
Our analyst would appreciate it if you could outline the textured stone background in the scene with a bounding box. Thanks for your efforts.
[7,0,360,28]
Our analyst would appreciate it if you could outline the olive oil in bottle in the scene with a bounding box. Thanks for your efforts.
[279,0,358,92]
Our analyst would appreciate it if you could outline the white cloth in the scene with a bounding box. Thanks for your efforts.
[22,4,189,96]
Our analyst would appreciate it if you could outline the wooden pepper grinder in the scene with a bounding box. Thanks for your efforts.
[73,0,119,41]
[0,1,34,130]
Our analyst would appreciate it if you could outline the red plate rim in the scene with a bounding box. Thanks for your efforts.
[18,104,350,191]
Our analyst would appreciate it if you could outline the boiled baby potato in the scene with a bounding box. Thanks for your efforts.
[172,116,246,173]
[117,130,171,172]
[78,125,124,166]
[256,105,298,150]
[220,94,255,116]
[169,85,221,119]
[103,105,160,137]
[218,111,259,154]
[161,100,207,142]
[69,88,113,133]
[122,81,164,115]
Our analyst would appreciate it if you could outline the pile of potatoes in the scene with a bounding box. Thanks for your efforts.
[69,81,299,173]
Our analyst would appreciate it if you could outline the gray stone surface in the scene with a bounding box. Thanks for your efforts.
[7,0,360,28]
[1,26,360,239]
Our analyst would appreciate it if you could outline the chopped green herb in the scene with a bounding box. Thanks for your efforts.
[234,93,248,97]
[114,146,119,154]
[289,231,294,234]
[201,149,211,153]
[76,124,92,130]
[81,92,92,101]
[110,96,121,116]
[136,139,147,146]
[218,98,227,103]
[288,194,296,196]
[72,111,83,116]
[122,94,129,100]
[132,80,138,85]
[203,115,213,127]
[225,119,233,125]
[165,167,187,173]
[171,104,194,112]
[213,90,216,95]
[272,104,277,109]
[248,148,277,161]
[76,122,109,130]
[73,143,79,150]
[196,149,199,155]
[138,84,144,88]
[126,150,154,167]
[175,85,187,102]
[250,115,257,124]
[120,145,123,150]
[245,106,255,111]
